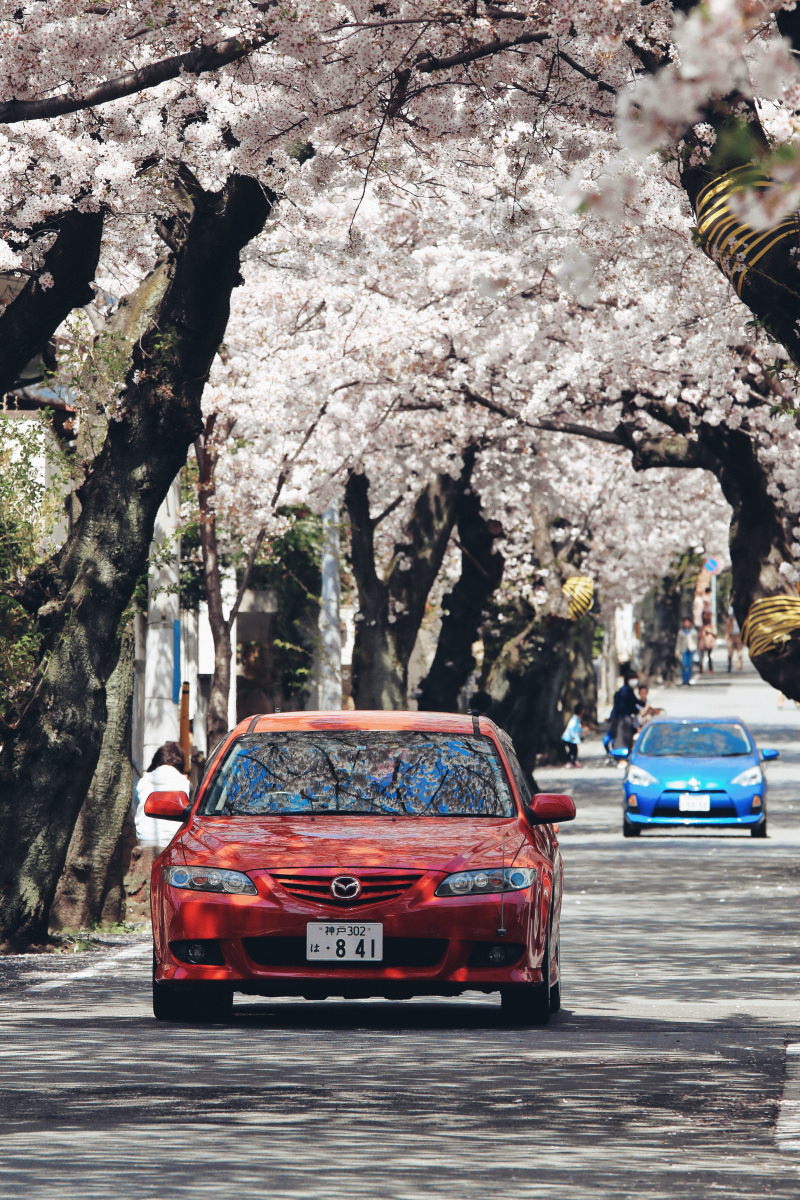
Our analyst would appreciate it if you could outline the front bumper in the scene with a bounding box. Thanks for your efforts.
[152,870,549,997]
[623,784,765,828]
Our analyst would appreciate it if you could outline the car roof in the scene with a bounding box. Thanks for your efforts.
[234,710,497,737]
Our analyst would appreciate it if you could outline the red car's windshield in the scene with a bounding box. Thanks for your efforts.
[199,730,515,818]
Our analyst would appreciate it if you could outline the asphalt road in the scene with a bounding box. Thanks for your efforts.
[2,663,800,1199]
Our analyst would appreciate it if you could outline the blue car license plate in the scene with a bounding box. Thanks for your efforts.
[678,793,710,812]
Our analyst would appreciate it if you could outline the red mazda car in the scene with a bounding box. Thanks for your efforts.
[145,710,575,1024]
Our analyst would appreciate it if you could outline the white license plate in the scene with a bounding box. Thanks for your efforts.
[679,793,711,812]
[306,922,383,962]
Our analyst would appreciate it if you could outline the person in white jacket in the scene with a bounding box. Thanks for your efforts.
[135,742,191,850]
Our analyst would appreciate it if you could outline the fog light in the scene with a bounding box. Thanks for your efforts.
[487,945,507,965]
[628,794,639,809]
[752,795,762,809]
[170,939,225,966]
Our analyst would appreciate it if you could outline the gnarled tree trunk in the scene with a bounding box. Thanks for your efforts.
[50,620,135,931]
[345,449,477,709]
[0,171,271,948]
[416,489,503,711]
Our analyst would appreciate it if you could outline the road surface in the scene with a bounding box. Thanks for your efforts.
[1,664,799,1198]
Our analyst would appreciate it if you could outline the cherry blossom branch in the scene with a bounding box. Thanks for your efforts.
[415,30,548,74]
[0,33,273,125]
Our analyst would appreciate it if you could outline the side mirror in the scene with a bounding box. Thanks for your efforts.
[527,792,576,825]
[144,790,191,821]
[761,747,780,761]
[610,747,630,759]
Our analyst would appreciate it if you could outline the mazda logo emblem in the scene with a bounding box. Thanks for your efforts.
[331,875,362,900]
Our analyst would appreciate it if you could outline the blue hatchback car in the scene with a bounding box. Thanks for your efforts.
[619,717,779,838]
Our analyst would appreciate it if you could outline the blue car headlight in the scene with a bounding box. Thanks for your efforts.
[730,765,763,788]
[435,867,536,897]
[164,865,257,894]
[626,765,657,787]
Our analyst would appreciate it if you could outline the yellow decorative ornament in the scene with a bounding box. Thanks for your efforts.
[694,164,800,298]
[741,595,800,658]
[562,576,594,620]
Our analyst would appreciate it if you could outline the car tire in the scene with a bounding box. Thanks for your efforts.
[152,956,234,1022]
[622,818,641,837]
[501,935,552,1026]
[751,818,768,838]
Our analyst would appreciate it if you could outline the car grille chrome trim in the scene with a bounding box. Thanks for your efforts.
[268,870,424,907]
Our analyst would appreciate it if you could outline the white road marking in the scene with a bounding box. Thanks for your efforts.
[26,942,151,992]
[776,1043,800,1151]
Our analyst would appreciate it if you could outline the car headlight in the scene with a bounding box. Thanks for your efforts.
[626,765,657,787]
[164,865,257,895]
[731,765,763,788]
[435,867,536,897]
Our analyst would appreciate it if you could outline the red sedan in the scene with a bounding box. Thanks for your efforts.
[145,710,575,1024]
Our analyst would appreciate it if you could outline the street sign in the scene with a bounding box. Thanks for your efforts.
[703,558,721,576]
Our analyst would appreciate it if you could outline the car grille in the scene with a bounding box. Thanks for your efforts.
[268,871,423,908]
[243,936,447,968]
[656,790,735,818]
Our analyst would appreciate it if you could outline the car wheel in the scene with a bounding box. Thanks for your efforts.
[622,818,641,837]
[152,956,233,1022]
[751,818,768,838]
[501,935,552,1026]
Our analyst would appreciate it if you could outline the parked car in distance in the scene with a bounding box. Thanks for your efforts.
[145,710,576,1025]
[617,716,778,838]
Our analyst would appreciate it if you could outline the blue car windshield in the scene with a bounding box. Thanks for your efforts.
[637,722,752,758]
[200,731,516,818]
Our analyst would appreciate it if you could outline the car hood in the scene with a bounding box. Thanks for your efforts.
[632,754,757,788]
[176,815,526,872]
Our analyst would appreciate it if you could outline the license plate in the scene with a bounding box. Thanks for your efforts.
[306,922,383,962]
[679,793,710,812]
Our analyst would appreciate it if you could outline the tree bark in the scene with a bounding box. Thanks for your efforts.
[345,449,477,709]
[0,170,271,948]
[416,489,503,711]
[483,613,597,779]
[49,620,135,931]
[0,208,104,394]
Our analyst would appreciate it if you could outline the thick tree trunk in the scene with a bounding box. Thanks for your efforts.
[0,171,271,947]
[416,490,503,711]
[484,614,597,779]
[345,451,476,709]
[49,621,135,931]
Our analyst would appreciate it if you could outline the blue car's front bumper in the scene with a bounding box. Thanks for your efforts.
[622,784,765,828]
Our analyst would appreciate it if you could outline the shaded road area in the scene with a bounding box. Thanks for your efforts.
[1,664,799,1198]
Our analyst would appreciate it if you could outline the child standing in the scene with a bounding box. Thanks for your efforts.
[561,703,585,768]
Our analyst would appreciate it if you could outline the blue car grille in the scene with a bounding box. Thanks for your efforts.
[655,790,735,818]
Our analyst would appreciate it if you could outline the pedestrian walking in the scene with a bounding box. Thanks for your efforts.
[700,613,716,673]
[135,741,191,850]
[725,607,744,672]
[561,703,585,768]
[675,617,698,686]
